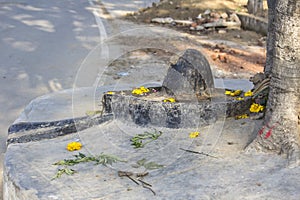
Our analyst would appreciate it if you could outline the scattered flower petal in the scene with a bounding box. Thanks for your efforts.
[189,131,200,138]
[132,86,150,95]
[163,98,176,103]
[106,91,115,95]
[225,90,242,97]
[67,142,82,151]
[235,114,249,119]
[244,90,253,97]
[250,103,264,113]
[225,90,232,95]
[230,90,242,96]
[235,97,244,101]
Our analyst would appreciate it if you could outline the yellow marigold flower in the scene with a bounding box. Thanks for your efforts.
[163,98,176,103]
[250,103,264,113]
[132,86,150,95]
[67,142,82,151]
[244,90,253,97]
[225,90,242,97]
[106,91,115,95]
[235,114,249,119]
[235,97,244,101]
[189,131,200,138]
[230,90,242,97]
[225,90,232,95]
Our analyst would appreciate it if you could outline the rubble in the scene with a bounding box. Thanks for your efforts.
[173,19,194,26]
[151,10,242,32]
[151,17,174,24]
[192,12,241,31]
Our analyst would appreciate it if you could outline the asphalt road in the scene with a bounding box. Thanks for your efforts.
[0,0,161,198]
[0,0,101,151]
[0,0,101,198]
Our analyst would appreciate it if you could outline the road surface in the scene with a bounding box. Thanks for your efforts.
[0,0,161,198]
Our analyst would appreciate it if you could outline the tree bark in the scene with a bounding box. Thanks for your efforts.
[248,0,300,167]
[264,0,277,77]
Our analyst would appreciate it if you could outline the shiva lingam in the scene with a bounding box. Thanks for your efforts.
[102,49,252,129]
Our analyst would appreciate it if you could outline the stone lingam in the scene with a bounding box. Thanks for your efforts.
[7,49,251,144]
[102,49,252,129]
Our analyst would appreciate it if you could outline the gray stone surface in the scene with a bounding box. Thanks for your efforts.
[237,13,268,36]
[108,93,226,128]
[105,91,252,128]
[4,79,274,199]
[163,49,214,97]
[4,118,300,199]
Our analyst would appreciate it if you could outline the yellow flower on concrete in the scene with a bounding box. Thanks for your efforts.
[235,97,244,101]
[244,90,253,97]
[225,90,232,95]
[225,90,242,97]
[189,131,200,138]
[230,90,242,97]
[235,114,249,119]
[106,91,115,95]
[132,86,150,95]
[163,98,176,103]
[67,142,82,151]
[250,103,264,113]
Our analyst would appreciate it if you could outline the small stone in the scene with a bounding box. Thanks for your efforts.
[211,54,218,61]
[220,12,228,19]
[195,25,205,30]
[174,20,194,26]
[210,12,220,19]
[191,22,198,28]
[218,29,227,34]
[203,9,211,16]
[218,53,228,63]
[151,17,174,24]
[117,72,129,77]
[197,14,202,19]
[256,183,262,187]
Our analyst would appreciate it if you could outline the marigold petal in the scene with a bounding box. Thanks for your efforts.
[244,90,253,97]
[163,98,176,103]
[189,131,200,138]
[250,103,264,113]
[225,90,232,95]
[67,142,82,151]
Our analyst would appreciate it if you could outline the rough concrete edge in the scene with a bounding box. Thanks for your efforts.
[3,165,39,200]
[237,12,268,36]
[6,114,113,145]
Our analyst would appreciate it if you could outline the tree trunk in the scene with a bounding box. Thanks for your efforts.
[247,0,300,167]
[247,0,264,16]
[264,0,276,77]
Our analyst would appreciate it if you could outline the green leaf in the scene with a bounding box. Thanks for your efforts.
[143,161,164,170]
[130,129,163,148]
[134,158,164,170]
[52,168,76,180]
[52,153,126,179]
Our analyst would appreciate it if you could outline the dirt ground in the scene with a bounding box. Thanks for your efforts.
[123,0,268,79]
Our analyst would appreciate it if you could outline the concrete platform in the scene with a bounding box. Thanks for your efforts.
[4,81,300,199]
